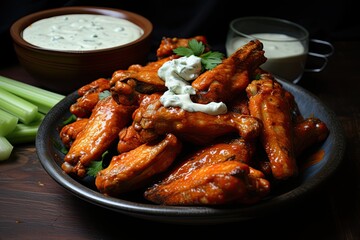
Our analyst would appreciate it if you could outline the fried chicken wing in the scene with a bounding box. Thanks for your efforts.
[70,78,111,118]
[110,56,176,95]
[156,137,256,185]
[156,36,208,58]
[95,133,182,196]
[117,125,144,153]
[191,39,266,105]
[144,161,270,205]
[77,77,111,96]
[227,92,251,115]
[59,118,89,149]
[61,96,136,178]
[70,92,101,118]
[132,93,262,145]
[116,93,166,153]
[246,76,298,180]
[110,79,143,107]
[293,117,329,157]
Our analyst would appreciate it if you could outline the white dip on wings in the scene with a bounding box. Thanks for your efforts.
[158,55,227,115]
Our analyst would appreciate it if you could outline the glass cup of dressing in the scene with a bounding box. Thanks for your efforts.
[225,16,334,84]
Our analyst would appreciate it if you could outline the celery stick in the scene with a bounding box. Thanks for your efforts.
[0,87,38,124]
[6,123,39,144]
[0,136,13,161]
[0,75,65,114]
[6,113,44,144]
[0,108,18,136]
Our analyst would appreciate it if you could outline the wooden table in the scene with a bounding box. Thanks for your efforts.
[1,41,359,240]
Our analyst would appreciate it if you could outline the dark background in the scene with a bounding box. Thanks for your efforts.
[1,0,359,65]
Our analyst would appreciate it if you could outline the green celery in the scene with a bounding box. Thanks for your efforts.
[0,108,18,136]
[0,136,13,161]
[0,87,38,125]
[6,113,44,144]
[0,75,65,114]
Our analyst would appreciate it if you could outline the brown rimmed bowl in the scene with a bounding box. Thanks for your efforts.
[10,6,153,94]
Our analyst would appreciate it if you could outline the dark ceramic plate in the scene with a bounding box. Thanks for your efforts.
[36,78,346,224]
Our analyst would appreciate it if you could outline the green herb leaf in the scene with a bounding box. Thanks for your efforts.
[173,46,194,57]
[173,39,224,70]
[86,150,108,177]
[201,51,224,70]
[87,160,103,177]
[62,114,77,125]
[187,39,205,56]
[53,138,68,155]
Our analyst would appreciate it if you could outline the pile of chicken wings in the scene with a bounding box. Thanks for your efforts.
[59,36,329,206]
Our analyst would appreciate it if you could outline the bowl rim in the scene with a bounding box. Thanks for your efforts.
[10,6,153,54]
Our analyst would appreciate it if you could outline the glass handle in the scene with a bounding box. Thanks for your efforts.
[309,39,334,57]
[305,39,334,73]
[305,52,328,73]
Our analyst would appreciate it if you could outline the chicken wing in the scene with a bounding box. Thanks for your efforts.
[293,117,329,157]
[117,125,144,154]
[70,92,101,118]
[95,133,182,196]
[77,77,111,96]
[144,160,270,205]
[156,36,209,58]
[110,56,176,95]
[227,91,251,115]
[132,93,262,145]
[155,137,256,185]
[246,76,298,180]
[70,78,111,118]
[191,39,267,105]
[59,118,89,149]
[61,95,136,178]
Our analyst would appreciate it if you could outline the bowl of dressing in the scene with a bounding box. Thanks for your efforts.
[10,6,153,94]
[225,17,334,84]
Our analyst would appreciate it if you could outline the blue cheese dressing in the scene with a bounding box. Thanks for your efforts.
[158,55,227,115]
[22,14,144,51]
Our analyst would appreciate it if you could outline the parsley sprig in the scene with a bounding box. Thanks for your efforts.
[86,150,109,177]
[87,160,103,177]
[173,39,224,70]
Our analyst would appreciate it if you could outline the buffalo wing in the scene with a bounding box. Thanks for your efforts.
[246,75,298,180]
[156,36,208,58]
[110,56,175,95]
[144,161,270,205]
[59,118,89,149]
[154,137,256,185]
[70,78,111,118]
[132,93,262,145]
[95,133,182,196]
[191,39,266,105]
[61,95,136,178]
[293,117,329,157]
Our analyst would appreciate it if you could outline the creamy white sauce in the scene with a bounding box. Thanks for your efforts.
[158,55,227,115]
[226,33,305,58]
[226,33,307,81]
[22,14,144,51]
